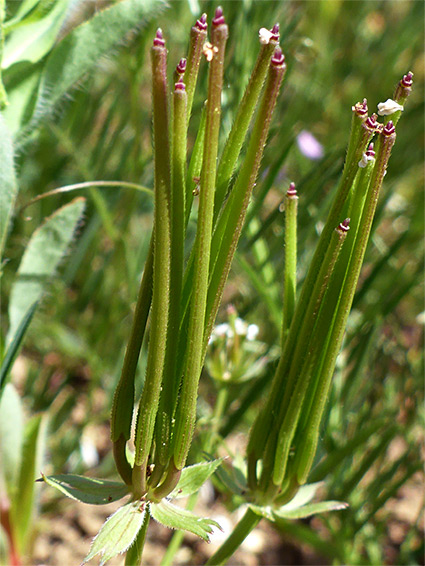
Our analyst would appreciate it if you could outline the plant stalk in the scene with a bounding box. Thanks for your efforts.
[205,507,261,566]
[172,9,229,471]
[133,30,172,496]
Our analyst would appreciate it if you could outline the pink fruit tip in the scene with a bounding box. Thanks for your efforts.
[271,23,280,39]
[175,78,186,91]
[271,47,285,66]
[383,121,395,136]
[339,218,350,231]
[402,71,413,87]
[212,6,225,26]
[176,58,186,74]
[365,114,378,129]
[353,98,368,116]
[366,143,375,157]
[196,13,208,30]
[287,182,297,197]
[153,28,165,47]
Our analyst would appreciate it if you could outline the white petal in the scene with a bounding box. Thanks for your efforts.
[377,98,404,116]
[259,27,274,44]
[358,153,368,168]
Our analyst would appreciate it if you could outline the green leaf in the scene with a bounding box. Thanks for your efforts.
[169,458,224,499]
[249,483,347,522]
[3,0,41,32]
[83,501,146,565]
[2,65,40,136]
[2,0,69,69]
[41,474,130,505]
[16,0,166,144]
[0,301,38,394]
[0,383,24,496]
[277,482,324,512]
[273,500,348,520]
[6,196,86,345]
[0,113,17,256]
[149,499,221,542]
[10,413,48,555]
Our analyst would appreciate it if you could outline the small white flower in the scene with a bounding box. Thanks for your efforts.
[358,152,375,168]
[203,41,218,62]
[215,323,231,337]
[234,317,248,336]
[377,99,404,116]
[259,27,274,44]
[247,324,259,341]
[209,322,231,344]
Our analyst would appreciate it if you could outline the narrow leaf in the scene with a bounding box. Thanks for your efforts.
[0,114,17,256]
[0,383,23,495]
[150,499,221,542]
[83,501,146,565]
[169,458,224,499]
[274,500,348,520]
[11,413,48,555]
[0,301,38,394]
[277,481,324,512]
[7,197,85,344]
[41,474,129,505]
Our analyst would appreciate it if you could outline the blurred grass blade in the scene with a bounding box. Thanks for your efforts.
[0,114,17,256]
[16,0,166,145]
[0,300,38,394]
[7,197,86,344]
[0,383,24,495]
[2,0,69,69]
[0,0,7,108]
[10,413,48,555]
[40,474,129,504]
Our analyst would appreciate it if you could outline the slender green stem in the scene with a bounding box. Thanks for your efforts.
[263,221,349,489]
[247,110,377,467]
[206,386,229,453]
[185,14,208,125]
[154,81,187,470]
[133,31,172,496]
[295,145,376,443]
[111,238,153,483]
[205,507,261,566]
[293,124,396,485]
[186,102,207,222]
[125,507,150,566]
[160,386,226,564]
[172,11,229,471]
[204,48,287,354]
[214,27,279,219]
[282,183,298,346]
